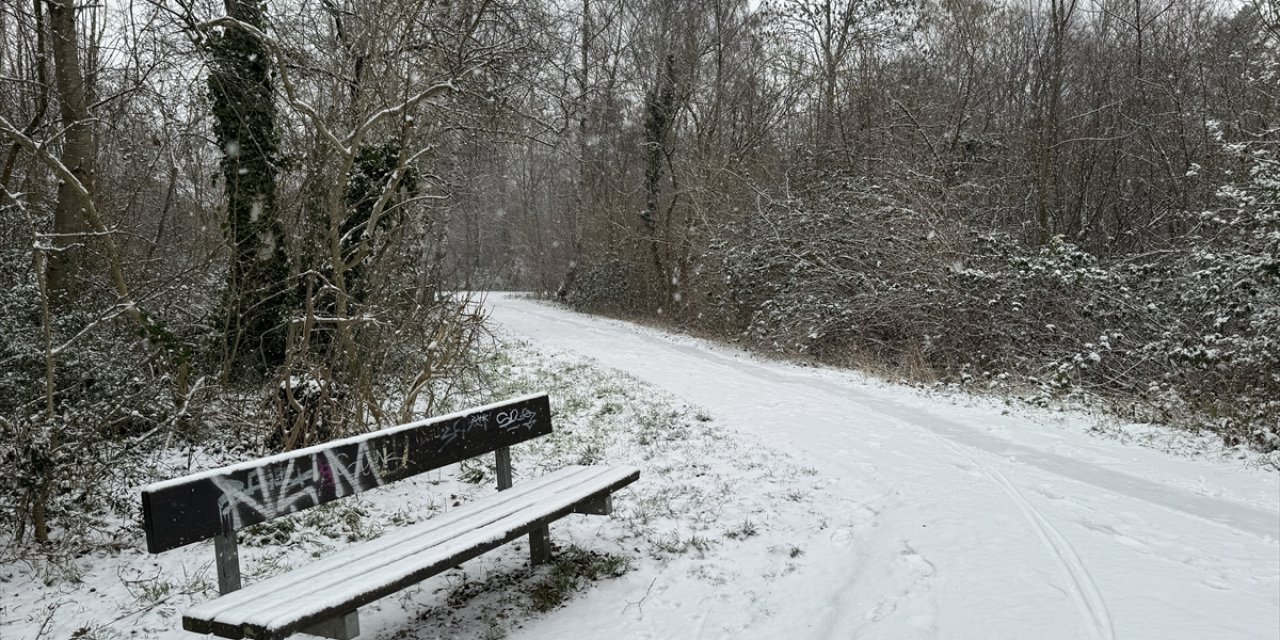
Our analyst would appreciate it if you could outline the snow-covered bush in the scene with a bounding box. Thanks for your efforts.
[0,247,193,545]
[1163,120,1279,448]
[715,167,1279,451]
[720,176,950,368]
[564,254,642,314]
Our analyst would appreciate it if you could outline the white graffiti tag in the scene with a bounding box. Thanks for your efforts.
[213,441,384,529]
[495,408,538,433]
[435,419,472,452]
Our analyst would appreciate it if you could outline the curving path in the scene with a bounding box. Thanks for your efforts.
[484,293,1279,640]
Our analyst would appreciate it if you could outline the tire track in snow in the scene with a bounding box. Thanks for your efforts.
[932,434,1117,640]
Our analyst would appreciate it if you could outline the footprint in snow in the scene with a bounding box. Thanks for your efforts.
[1079,519,1151,552]
[1033,484,1066,500]
[900,545,938,578]
[831,528,853,548]
[865,545,940,625]
[866,598,898,622]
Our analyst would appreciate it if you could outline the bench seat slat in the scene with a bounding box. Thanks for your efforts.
[186,464,588,625]
[246,465,637,634]
[184,465,638,640]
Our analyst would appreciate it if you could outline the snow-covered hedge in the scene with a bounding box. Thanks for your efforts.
[0,246,192,545]
[716,165,1278,451]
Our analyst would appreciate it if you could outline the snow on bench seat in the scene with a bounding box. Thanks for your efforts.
[184,464,639,640]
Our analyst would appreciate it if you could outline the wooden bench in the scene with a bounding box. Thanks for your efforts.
[140,393,639,640]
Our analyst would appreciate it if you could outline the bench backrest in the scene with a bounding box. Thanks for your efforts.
[141,393,552,553]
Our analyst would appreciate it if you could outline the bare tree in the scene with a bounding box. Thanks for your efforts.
[44,0,94,294]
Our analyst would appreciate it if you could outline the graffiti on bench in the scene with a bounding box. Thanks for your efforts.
[142,394,552,553]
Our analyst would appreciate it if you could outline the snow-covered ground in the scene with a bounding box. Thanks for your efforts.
[3,293,1276,640]
[484,293,1279,640]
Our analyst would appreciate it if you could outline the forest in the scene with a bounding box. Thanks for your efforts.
[1,0,1277,549]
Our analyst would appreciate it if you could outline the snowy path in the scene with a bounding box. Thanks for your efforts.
[485,293,1279,640]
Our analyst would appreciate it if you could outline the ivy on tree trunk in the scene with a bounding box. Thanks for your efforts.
[208,0,289,373]
[641,54,677,298]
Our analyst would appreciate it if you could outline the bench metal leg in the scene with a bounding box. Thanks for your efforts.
[302,610,360,640]
[495,446,513,491]
[214,531,242,594]
[529,524,552,566]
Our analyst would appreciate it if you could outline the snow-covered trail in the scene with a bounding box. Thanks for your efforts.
[484,293,1280,640]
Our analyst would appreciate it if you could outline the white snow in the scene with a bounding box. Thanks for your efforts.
[483,293,1279,640]
[4,295,1276,640]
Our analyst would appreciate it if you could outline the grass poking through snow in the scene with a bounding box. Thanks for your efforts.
[2,338,825,640]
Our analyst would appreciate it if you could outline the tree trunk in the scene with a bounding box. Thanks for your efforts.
[641,54,677,301]
[209,0,290,374]
[46,0,93,296]
[1035,0,1074,245]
